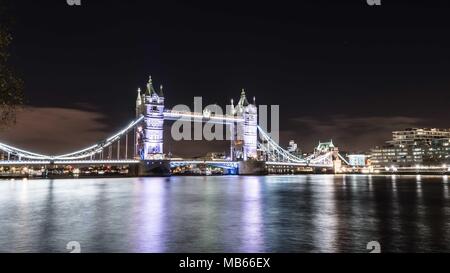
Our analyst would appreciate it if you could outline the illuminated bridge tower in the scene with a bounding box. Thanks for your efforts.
[232,90,265,174]
[231,89,258,161]
[142,76,165,160]
[134,76,170,177]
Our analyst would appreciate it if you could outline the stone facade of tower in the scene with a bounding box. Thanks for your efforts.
[231,90,258,161]
[136,76,165,160]
[243,102,258,160]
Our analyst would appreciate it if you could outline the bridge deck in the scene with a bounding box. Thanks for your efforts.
[0,160,333,169]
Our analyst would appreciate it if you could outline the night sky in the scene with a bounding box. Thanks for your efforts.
[1,0,450,156]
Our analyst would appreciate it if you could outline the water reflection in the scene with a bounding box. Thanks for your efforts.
[132,178,167,252]
[444,177,449,199]
[312,175,337,252]
[240,177,264,252]
[0,175,449,252]
[416,175,423,199]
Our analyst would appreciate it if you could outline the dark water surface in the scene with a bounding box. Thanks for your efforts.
[0,175,449,253]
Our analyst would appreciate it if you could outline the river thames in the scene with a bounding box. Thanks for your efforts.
[0,175,449,253]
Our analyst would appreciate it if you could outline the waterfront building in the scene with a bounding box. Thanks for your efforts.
[287,140,298,153]
[371,128,450,167]
[315,140,336,154]
[348,154,367,167]
[287,140,302,157]
[314,140,341,171]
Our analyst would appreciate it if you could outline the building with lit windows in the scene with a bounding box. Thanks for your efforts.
[348,154,367,167]
[389,128,450,145]
[287,140,302,157]
[370,128,450,167]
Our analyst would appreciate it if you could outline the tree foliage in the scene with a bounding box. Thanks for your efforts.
[0,2,24,129]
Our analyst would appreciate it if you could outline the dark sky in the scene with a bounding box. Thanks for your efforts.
[1,0,450,156]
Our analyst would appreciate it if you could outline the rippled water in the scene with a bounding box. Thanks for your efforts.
[0,175,449,253]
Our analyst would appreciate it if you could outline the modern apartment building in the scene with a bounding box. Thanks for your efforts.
[371,128,450,167]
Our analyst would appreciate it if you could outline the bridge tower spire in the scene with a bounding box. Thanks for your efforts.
[136,87,143,118]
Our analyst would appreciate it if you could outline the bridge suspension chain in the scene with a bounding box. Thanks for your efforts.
[257,126,307,163]
[0,116,144,161]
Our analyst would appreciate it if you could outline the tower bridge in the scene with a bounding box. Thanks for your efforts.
[0,76,345,177]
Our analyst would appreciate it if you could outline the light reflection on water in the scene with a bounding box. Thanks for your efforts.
[0,175,449,253]
[240,177,263,252]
